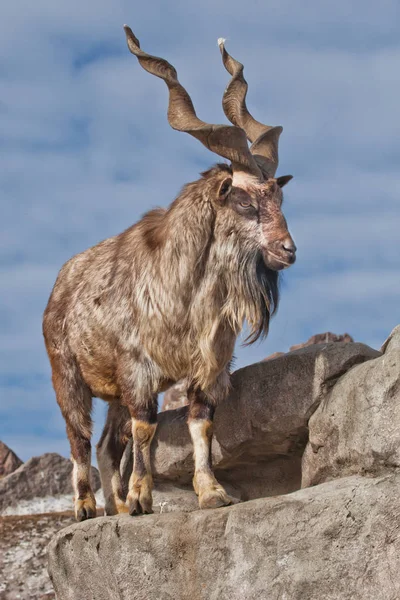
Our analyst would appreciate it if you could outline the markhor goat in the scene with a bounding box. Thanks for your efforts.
[43,26,296,521]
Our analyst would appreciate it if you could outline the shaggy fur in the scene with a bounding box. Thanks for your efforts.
[43,164,294,518]
[44,165,282,402]
[43,28,296,519]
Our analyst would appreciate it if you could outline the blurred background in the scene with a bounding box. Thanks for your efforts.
[1,0,399,461]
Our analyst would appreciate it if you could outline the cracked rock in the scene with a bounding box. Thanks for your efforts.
[302,325,400,487]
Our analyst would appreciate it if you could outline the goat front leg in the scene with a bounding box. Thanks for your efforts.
[125,399,157,515]
[188,386,231,510]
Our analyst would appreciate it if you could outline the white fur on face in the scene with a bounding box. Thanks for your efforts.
[231,171,263,190]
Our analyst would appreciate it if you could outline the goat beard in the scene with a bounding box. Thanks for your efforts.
[219,250,280,346]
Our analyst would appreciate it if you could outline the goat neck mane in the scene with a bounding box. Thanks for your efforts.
[141,165,280,348]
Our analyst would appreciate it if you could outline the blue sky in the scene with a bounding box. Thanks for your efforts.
[1,0,399,462]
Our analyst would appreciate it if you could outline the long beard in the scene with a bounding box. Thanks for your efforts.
[246,254,279,343]
[220,250,280,344]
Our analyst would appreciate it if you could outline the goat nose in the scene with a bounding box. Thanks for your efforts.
[281,238,297,255]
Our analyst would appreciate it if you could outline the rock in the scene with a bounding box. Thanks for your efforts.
[151,482,201,514]
[48,329,398,598]
[0,453,101,515]
[0,440,23,478]
[48,473,400,600]
[164,335,355,398]
[118,342,379,501]
[262,350,285,361]
[0,512,75,600]
[161,380,189,411]
[302,325,400,488]
[263,332,354,361]
[290,331,354,351]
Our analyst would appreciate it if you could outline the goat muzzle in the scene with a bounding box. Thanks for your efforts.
[262,236,297,271]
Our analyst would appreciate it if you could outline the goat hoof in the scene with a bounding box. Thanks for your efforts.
[128,498,141,516]
[127,474,154,516]
[76,505,96,521]
[128,496,153,516]
[199,488,232,510]
[75,497,96,521]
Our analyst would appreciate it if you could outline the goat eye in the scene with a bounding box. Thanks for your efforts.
[240,200,251,208]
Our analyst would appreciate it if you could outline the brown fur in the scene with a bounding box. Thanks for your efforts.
[43,163,295,518]
[96,403,130,515]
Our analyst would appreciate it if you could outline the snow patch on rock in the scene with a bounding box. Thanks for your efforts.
[1,489,105,516]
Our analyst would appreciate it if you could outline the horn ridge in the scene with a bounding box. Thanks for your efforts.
[218,38,270,143]
[124,25,262,179]
[219,38,282,178]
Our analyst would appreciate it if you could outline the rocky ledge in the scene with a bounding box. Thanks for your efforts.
[114,338,378,506]
[48,325,400,599]
[48,474,400,600]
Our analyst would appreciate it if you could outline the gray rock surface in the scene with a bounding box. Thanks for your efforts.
[48,473,400,600]
[121,342,379,500]
[47,328,400,600]
[302,326,400,487]
[263,331,354,360]
[0,453,100,515]
[289,331,354,351]
[150,482,201,514]
[0,512,75,600]
[0,441,23,478]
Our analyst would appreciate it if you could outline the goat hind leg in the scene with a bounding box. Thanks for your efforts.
[97,402,130,515]
[51,354,96,521]
[126,398,157,515]
[68,425,96,521]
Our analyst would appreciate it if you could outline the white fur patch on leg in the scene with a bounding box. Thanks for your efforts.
[71,458,90,497]
[188,420,211,473]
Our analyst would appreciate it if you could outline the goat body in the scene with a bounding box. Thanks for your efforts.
[43,29,296,520]
[44,167,276,398]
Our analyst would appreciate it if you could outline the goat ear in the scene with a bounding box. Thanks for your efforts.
[217,177,232,203]
[276,175,293,188]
